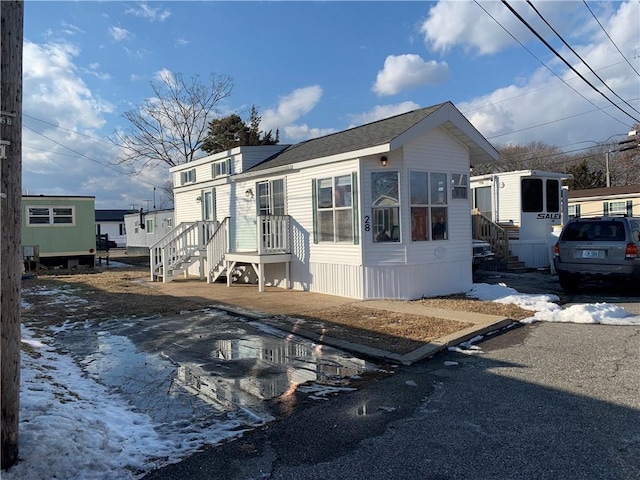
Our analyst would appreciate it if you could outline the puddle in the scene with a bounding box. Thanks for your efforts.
[52,308,378,443]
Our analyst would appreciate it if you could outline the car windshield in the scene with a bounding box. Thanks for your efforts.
[561,221,625,241]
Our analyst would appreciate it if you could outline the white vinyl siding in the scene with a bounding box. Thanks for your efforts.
[285,161,363,296]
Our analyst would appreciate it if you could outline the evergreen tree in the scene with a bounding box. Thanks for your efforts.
[565,160,606,190]
[202,105,278,154]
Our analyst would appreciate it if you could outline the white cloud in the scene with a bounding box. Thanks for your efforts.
[123,46,146,60]
[347,102,421,128]
[420,1,583,56]
[23,40,113,130]
[261,86,324,141]
[20,40,154,207]
[125,3,171,22]
[108,26,133,42]
[373,54,449,96]
[60,21,83,36]
[283,124,336,142]
[427,1,640,147]
[175,37,190,47]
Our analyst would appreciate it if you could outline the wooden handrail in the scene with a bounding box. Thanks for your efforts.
[472,209,510,262]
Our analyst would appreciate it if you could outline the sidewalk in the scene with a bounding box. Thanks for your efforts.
[148,278,512,364]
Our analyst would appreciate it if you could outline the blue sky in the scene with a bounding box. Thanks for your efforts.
[22,1,640,209]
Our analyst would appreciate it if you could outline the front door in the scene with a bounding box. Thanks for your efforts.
[202,189,215,221]
[257,179,285,216]
[257,179,285,250]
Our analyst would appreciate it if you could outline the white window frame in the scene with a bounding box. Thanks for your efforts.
[26,205,76,226]
[145,218,155,234]
[212,159,231,178]
[315,174,354,243]
[410,171,448,242]
[180,168,196,185]
[371,171,400,243]
[608,201,627,215]
[568,204,581,219]
[451,173,469,200]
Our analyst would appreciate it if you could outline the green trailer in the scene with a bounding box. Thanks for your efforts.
[22,195,96,268]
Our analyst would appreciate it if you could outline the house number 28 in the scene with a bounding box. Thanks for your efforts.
[364,215,370,232]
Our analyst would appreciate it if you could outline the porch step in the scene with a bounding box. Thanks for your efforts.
[500,255,533,273]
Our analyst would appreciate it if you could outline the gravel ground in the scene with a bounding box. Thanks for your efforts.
[21,258,534,355]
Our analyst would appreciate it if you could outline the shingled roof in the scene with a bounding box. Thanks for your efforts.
[95,209,136,222]
[569,185,640,199]
[246,102,452,172]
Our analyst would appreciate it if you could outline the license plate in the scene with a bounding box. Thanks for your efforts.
[581,250,600,258]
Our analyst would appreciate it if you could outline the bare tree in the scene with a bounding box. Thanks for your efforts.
[472,141,571,175]
[156,180,174,210]
[110,72,233,173]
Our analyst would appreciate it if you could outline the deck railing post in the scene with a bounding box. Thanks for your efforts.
[161,245,168,283]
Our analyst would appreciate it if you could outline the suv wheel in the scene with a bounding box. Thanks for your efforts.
[558,272,580,293]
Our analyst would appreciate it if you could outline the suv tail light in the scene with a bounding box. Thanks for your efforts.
[553,242,560,256]
[625,243,638,259]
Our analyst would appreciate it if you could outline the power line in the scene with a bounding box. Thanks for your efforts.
[582,0,640,78]
[501,0,640,123]
[473,1,630,130]
[526,0,640,117]
[23,124,165,191]
[23,113,113,146]
[485,97,639,140]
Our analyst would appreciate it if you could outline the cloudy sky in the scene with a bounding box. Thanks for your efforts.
[21,1,640,209]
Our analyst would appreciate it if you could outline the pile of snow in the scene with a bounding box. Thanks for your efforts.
[468,283,640,326]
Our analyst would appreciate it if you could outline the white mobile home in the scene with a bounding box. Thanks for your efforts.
[151,102,498,299]
[95,209,133,247]
[125,209,175,255]
[471,170,571,269]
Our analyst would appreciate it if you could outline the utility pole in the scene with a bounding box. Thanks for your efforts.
[1,0,24,470]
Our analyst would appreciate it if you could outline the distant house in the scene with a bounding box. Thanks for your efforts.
[470,170,572,269]
[95,209,134,247]
[124,209,175,255]
[151,102,498,300]
[567,185,640,218]
[22,195,96,268]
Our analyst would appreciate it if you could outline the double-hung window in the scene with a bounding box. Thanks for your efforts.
[604,200,631,216]
[372,171,400,242]
[315,175,354,242]
[180,168,196,185]
[451,173,469,199]
[410,171,448,241]
[212,159,231,178]
[27,206,75,226]
[568,204,581,219]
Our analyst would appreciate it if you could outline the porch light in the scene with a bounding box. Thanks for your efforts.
[245,188,254,199]
[196,196,202,203]
[380,156,388,167]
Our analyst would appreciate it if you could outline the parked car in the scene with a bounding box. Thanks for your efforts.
[472,239,495,271]
[553,216,640,292]
[96,236,118,251]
